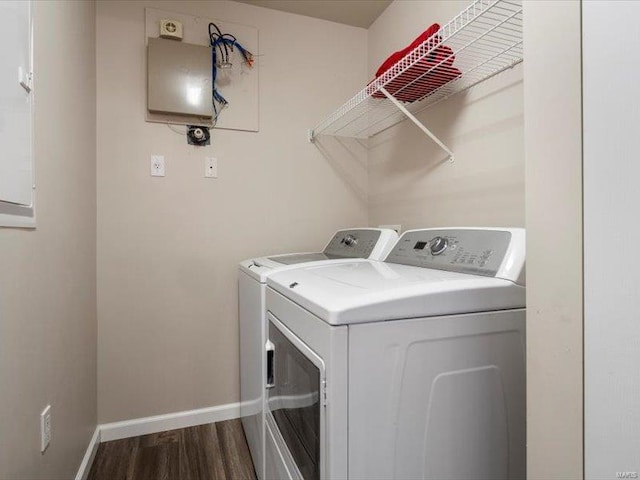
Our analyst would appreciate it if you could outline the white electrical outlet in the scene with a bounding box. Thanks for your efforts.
[151,155,165,177]
[205,157,217,178]
[40,405,51,453]
[379,224,402,234]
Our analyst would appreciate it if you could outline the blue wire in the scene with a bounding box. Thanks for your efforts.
[210,35,252,123]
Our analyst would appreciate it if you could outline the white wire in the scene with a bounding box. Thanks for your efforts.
[166,124,187,136]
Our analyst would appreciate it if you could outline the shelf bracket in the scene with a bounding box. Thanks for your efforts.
[308,128,315,143]
[380,87,454,162]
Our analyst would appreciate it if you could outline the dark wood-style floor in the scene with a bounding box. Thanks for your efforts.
[87,419,257,480]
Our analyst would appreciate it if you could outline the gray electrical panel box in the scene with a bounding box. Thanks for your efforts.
[147,37,213,118]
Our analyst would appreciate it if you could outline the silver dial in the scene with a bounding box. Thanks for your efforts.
[343,234,358,247]
[429,236,448,255]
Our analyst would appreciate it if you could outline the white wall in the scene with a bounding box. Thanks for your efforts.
[97,0,368,423]
[524,1,583,478]
[584,2,640,478]
[0,1,97,478]
[367,0,524,230]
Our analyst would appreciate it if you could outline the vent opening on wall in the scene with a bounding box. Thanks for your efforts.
[187,126,210,146]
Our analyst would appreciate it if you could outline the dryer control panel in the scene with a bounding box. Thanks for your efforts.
[386,229,512,277]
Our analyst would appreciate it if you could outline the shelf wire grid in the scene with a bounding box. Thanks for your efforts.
[311,0,522,140]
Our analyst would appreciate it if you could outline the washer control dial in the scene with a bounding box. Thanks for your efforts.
[343,234,358,247]
[429,236,448,255]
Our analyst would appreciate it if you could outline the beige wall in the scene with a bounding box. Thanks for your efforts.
[96,0,368,423]
[0,1,97,479]
[367,0,524,230]
[524,1,583,478]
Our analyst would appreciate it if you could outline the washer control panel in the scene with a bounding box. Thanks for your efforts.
[385,229,512,277]
[323,229,382,258]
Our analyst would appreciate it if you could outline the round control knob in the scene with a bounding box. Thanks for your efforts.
[343,235,358,247]
[429,236,448,255]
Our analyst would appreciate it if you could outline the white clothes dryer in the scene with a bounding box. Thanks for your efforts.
[238,228,398,480]
[264,228,526,480]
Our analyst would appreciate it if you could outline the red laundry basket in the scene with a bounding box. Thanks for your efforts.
[371,24,461,102]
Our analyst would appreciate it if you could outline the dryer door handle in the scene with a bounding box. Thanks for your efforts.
[266,340,275,389]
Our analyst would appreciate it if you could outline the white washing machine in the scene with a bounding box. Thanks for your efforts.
[264,228,526,480]
[239,228,399,480]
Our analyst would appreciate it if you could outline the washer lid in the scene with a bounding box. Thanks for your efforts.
[265,252,338,265]
[239,228,398,282]
[238,256,370,283]
[266,260,525,325]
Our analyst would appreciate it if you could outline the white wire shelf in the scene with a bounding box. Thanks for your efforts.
[309,0,523,147]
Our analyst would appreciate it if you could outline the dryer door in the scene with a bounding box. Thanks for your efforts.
[266,313,325,480]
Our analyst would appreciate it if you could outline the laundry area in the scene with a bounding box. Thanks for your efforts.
[0,1,637,480]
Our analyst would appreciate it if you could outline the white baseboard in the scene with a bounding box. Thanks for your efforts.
[99,402,240,442]
[74,402,240,478]
[75,427,101,480]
